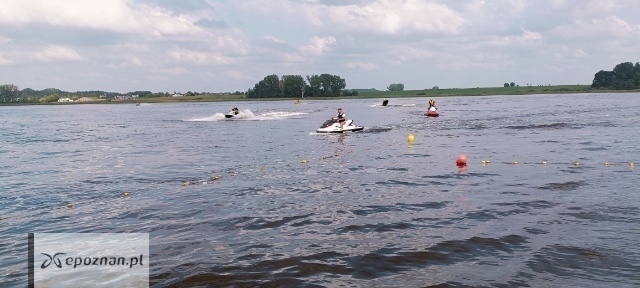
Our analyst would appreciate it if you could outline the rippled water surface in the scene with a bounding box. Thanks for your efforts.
[2,93,640,287]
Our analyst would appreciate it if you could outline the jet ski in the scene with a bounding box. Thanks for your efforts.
[425,106,439,117]
[225,107,240,118]
[316,118,364,133]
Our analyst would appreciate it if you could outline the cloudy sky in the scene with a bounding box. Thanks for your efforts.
[0,0,638,93]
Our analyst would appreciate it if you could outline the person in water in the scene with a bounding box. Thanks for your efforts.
[334,108,346,129]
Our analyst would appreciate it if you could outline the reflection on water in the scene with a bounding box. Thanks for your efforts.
[1,94,639,287]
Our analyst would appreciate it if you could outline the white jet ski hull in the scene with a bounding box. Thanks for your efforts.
[316,119,364,133]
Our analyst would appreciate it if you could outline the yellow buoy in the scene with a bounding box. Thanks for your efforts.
[630,162,635,167]
[66,203,73,208]
[604,162,609,166]
[407,134,415,143]
[513,161,518,165]
[574,162,580,166]
[124,191,130,197]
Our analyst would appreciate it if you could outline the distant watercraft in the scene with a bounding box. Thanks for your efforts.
[225,107,240,118]
[425,106,439,117]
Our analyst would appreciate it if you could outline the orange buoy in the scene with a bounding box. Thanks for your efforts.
[456,154,468,166]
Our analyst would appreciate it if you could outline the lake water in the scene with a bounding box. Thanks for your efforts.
[1,93,639,287]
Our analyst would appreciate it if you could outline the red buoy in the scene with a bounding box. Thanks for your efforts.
[456,154,468,166]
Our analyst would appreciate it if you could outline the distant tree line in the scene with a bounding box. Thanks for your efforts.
[0,84,19,103]
[0,85,243,103]
[503,82,516,87]
[387,83,404,91]
[245,74,355,98]
[591,61,640,89]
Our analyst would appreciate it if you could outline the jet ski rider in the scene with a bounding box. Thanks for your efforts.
[334,108,346,129]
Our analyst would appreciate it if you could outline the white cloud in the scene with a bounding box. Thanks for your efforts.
[159,67,189,76]
[0,35,12,44]
[34,45,82,62]
[238,0,466,35]
[2,0,640,92]
[323,0,466,35]
[109,54,144,68]
[519,30,543,41]
[168,49,232,65]
[485,29,543,47]
[226,70,251,81]
[347,62,380,71]
[553,16,640,39]
[299,36,336,57]
[263,36,285,44]
[0,53,12,65]
[553,45,589,61]
[0,0,201,36]
[435,51,514,71]
[280,36,337,63]
[392,47,435,62]
[573,49,588,58]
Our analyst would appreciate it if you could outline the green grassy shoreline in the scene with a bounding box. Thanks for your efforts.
[2,85,639,106]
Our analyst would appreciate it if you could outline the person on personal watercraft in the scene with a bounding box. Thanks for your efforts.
[231,107,239,115]
[334,108,346,129]
[428,99,436,109]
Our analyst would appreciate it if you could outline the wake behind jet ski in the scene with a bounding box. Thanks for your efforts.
[316,108,364,133]
[225,107,240,118]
